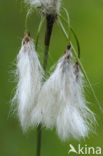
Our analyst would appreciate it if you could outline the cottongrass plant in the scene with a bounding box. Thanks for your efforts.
[23,1,62,155]
[11,0,103,156]
[12,33,44,131]
[31,44,95,141]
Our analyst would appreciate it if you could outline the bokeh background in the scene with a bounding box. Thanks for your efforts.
[0,0,103,156]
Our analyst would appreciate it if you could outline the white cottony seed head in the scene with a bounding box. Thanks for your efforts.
[31,45,95,140]
[31,48,70,128]
[56,59,95,140]
[12,33,44,131]
[56,55,95,140]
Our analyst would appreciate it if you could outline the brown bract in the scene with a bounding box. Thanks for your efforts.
[23,32,31,45]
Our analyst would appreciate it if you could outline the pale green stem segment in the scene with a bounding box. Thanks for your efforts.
[62,8,81,57]
[70,28,80,58]
[58,16,103,113]
[43,45,49,73]
[59,12,80,58]
[62,7,71,34]
[35,16,45,50]
[58,17,69,40]
[25,8,33,31]
[37,124,42,156]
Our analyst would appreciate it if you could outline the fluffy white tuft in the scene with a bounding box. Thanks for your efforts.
[24,0,61,15]
[12,35,44,131]
[31,47,95,140]
[24,0,41,8]
[40,0,61,15]
[31,50,67,128]
[56,54,95,140]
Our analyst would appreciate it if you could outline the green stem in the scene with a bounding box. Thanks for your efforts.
[43,45,49,72]
[36,14,56,156]
[62,7,71,33]
[43,14,56,72]
[25,8,32,31]
[58,18,103,113]
[70,28,80,58]
[58,17,69,40]
[35,16,45,50]
[58,13,80,58]
[36,124,42,156]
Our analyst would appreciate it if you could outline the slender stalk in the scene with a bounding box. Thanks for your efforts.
[25,8,32,31]
[62,7,71,34]
[70,28,80,58]
[35,16,45,50]
[36,124,42,156]
[58,18,69,40]
[43,45,50,72]
[36,14,56,156]
[58,13,80,58]
[43,14,56,71]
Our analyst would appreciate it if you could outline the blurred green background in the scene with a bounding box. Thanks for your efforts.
[0,0,103,156]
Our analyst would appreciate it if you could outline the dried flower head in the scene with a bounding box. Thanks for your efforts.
[12,33,44,131]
